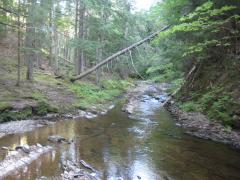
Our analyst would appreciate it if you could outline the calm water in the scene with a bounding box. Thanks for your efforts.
[0,95,240,180]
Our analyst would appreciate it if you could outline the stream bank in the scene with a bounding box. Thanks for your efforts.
[164,100,240,149]
[0,97,117,139]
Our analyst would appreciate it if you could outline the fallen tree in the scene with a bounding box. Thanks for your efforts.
[70,26,170,82]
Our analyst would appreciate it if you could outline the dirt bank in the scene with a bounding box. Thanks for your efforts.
[164,100,240,149]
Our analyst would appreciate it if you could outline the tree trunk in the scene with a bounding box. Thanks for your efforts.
[16,0,21,86]
[74,0,79,75]
[76,0,85,75]
[71,26,170,81]
[49,0,54,66]
[25,0,36,81]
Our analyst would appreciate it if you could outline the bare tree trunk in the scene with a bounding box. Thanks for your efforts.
[96,48,100,85]
[74,0,79,75]
[16,0,21,86]
[76,0,85,75]
[49,0,54,66]
[26,0,36,81]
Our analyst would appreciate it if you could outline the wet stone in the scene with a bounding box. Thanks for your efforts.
[48,135,68,143]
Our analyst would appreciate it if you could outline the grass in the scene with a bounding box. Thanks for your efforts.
[0,102,11,111]
[70,79,133,109]
[0,56,133,121]
[35,72,63,85]
[31,91,47,102]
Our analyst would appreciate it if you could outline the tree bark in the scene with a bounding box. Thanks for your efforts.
[74,0,79,75]
[26,0,36,81]
[16,0,21,86]
[49,0,54,66]
[76,0,85,75]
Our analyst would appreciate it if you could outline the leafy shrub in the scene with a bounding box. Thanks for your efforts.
[0,102,11,112]
[179,101,201,112]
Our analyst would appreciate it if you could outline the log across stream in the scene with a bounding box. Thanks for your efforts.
[0,84,240,179]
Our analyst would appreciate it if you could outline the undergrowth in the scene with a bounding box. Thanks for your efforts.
[70,79,133,109]
[178,85,239,127]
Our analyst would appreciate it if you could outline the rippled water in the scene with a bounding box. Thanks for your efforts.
[0,95,240,179]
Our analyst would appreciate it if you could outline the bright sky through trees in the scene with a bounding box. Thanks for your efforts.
[134,0,159,11]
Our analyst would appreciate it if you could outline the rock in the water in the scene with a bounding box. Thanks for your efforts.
[37,143,43,147]
[80,160,95,172]
[48,135,67,143]
[61,160,99,180]
[15,144,30,154]
[1,147,9,151]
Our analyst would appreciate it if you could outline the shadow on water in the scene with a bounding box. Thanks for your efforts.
[0,95,240,179]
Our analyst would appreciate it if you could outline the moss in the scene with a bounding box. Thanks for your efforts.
[70,79,132,108]
[30,91,59,115]
[31,92,47,101]
[0,102,12,112]
[0,107,33,122]
[33,101,49,116]
[35,73,63,85]
[32,100,59,116]
[179,101,201,112]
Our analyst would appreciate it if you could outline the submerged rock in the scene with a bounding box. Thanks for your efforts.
[48,135,68,143]
[15,144,31,154]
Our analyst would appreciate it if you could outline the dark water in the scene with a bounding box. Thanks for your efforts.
[0,95,240,180]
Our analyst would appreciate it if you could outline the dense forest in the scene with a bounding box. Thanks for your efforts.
[0,0,240,179]
[1,0,239,127]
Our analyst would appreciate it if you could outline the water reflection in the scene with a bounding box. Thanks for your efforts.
[0,97,239,179]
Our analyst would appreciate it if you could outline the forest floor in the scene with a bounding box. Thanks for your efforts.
[0,36,133,137]
[0,52,132,136]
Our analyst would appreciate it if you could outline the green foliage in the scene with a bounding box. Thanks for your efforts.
[179,85,237,127]
[0,102,11,111]
[179,101,201,112]
[0,107,33,123]
[207,95,233,126]
[154,1,239,57]
[146,63,177,83]
[70,79,132,109]
[31,92,47,102]
[31,92,58,115]
[167,78,184,94]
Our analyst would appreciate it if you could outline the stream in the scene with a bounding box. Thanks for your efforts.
[0,90,240,179]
